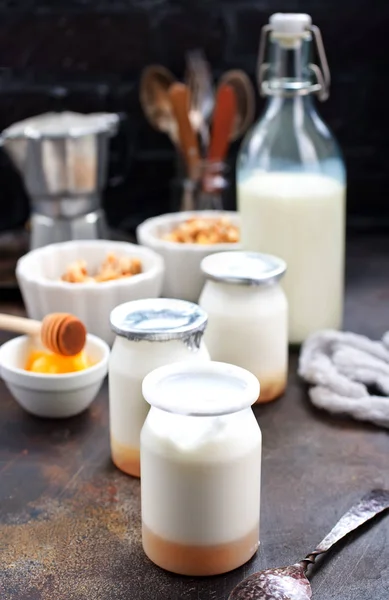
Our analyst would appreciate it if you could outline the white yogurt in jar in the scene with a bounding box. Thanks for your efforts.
[109,298,210,478]
[199,251,288,403]
[141,361,262,576]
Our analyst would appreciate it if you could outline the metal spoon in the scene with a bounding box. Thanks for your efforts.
[229,489,389,600]
[139,65,177,143]
[219,69,255,141]
[186,49,214,149]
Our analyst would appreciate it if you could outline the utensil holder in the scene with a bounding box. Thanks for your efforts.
[171,157,229,212]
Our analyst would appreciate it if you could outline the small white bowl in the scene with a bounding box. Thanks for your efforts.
[16,240,165,345]
[136,210,241,302]
[0,334,109,418]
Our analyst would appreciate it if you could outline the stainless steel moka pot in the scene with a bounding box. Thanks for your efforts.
[0,111,119,249]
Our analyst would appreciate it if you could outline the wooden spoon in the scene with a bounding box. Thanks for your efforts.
[168,82,200,181]
[139,65,177,143]
[0,313,87,356]
[207,83,237,163]
[219,70,255,141]
[200,83,236,199]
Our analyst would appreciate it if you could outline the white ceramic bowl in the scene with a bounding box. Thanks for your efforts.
[16,240,165,345]
[136,210,241,302]
[0,334,109,418]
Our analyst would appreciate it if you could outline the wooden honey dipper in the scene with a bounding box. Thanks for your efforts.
[0,313,87,356]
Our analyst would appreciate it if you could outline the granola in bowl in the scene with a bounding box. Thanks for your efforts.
[162,217,240,245]
[61,253,142,283]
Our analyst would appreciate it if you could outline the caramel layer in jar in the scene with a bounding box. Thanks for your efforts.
[111,437,140,478]
[142,523,259,576]
[254,371,287,404]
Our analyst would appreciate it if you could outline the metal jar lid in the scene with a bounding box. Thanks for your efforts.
[110,298,208,346]
[200,251,286,286]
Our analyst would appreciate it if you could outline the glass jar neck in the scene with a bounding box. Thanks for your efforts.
[263,35,314,97]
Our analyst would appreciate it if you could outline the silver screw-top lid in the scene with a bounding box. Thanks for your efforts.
[200,251,286,286]
[110,298,208,349]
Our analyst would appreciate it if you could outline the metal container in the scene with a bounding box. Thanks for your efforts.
[1,111,119,248]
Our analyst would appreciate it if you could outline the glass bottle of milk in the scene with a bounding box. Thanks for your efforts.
[237,13,346,345]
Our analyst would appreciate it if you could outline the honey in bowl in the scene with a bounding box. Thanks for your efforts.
[26,350,92,374]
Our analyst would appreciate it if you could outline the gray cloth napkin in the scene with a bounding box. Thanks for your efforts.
[298,330,389,428]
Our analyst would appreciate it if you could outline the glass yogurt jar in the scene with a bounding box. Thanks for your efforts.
[141,361,262,576]
[109,298,210,478]
[199,251,288,403]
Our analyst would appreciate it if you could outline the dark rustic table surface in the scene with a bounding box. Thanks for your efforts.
[1,233,389,600]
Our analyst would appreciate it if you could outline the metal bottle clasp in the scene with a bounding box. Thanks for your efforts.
[257,23,331,101]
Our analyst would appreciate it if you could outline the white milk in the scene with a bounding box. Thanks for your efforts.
[238,171,346,344]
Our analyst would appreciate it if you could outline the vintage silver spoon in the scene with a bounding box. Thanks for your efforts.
[186,49,214,150]
[229,489,389,600]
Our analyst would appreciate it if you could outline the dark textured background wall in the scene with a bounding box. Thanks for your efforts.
[0,0,386,235]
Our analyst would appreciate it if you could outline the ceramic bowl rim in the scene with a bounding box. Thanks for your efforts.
[0,333,109,391]
[136,210,241,253]
[15,239,165,289]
